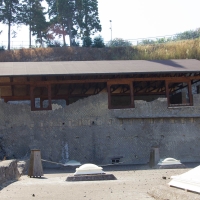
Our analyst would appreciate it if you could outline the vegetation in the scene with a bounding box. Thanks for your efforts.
[138,28,200,45]
[46,0,101,46]
[92,35,105,48]
[106,38,133,47]
[82,36,92,47]
[82,35,105,47]
[0,38,200,61]
[47,0,76,46]
[0,0,21,50]
[0,0,102,48]
[21,0,48,47]
[76,0,101,39]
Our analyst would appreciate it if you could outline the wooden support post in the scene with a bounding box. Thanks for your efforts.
[165,81,170,107]
[188,80,193,106]
[30,86,35,111]
[28,149,43,178]
[40,99,43,109]
[130,82,135,108]
[107,83,111,109]
[66,98,69,105]
[47,84,52,110]
[10,77,14,96]
[149,147,160,168]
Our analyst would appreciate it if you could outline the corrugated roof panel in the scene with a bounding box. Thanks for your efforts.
[0,59,200,76]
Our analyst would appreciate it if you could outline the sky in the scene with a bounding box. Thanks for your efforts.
[1,0,200,48]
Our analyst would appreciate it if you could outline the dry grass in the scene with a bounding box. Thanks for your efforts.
[135,39,200,60]
[0,39,200,62]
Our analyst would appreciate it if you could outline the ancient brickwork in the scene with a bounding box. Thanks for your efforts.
[0,93,200,166]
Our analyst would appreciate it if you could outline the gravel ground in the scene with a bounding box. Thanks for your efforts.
[0,164,200,200]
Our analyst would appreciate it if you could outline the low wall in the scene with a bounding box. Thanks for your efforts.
[0,160,20,186]
[1,93,200,166]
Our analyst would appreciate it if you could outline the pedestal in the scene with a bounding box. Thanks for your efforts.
[28,149,43,178]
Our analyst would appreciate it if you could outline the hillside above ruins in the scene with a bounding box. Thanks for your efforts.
[0,39,200,62]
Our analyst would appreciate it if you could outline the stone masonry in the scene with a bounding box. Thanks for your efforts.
[0,160,20,186]
[0,92,200,166]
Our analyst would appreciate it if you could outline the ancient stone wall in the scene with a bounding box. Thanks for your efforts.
[0,92,200,166]
[0,160,20,186]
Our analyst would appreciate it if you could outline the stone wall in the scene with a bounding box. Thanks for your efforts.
[0,160,20,186]
[0,92,200,166]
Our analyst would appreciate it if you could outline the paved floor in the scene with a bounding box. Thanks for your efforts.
[0,164,200,200]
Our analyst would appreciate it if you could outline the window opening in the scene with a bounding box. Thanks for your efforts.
[167,81,192,107]
[108,84,134,109]
[134,81,165,102]
[111,156,123,164]
[30,85,52,111]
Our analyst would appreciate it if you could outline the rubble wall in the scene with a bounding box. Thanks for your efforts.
[0,93,200,165]
[0,160,20,186]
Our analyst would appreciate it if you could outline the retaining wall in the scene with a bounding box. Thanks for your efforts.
[0,92,200,165]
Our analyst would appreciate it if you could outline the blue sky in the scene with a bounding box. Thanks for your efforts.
[1,0,200,47]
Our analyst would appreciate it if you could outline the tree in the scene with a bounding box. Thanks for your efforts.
[92,35,105,48]
[82,36,92,47]
[0,0,21,50]
[47,0,76,46]
[138,39,155,45]
[47,0,101,46]
[75,0,101,38]
[31,2,49,46]
[175,29,200,41]
[47,23,67,46]
[20,0,49,47]
[107,38,132,47]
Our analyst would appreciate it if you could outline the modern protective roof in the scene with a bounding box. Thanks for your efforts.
[0,59,200,76]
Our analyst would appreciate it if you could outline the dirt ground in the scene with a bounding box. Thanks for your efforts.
[0,164,200,200]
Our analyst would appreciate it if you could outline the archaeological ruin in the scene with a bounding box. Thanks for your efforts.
[0,59,200,166]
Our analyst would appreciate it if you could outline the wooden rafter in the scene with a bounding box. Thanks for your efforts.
[1,75,200,87]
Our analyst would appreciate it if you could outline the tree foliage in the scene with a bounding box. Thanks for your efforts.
[75,0,101,38]
[0,0,102,48]
[107,38,132,47]
[82,36,92,47]
[138,28,200,45]
[47,0,77,46]
[21,0,48,47]
[0,0,21,50]
[92,35,105,48]
[47,0,101,46]
[176,28,200,40]
[31,3,49,46]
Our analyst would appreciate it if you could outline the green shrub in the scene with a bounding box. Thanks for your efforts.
[107,38,133,47]
[92,35,105,48]
[82,36,92,47]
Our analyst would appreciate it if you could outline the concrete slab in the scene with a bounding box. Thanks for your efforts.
[1,164,200,200]
[169,165,200,193]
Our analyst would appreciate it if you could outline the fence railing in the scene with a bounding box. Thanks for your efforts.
[1,33,199,50]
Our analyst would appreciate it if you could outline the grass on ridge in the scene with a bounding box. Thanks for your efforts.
[0,39,199,62]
